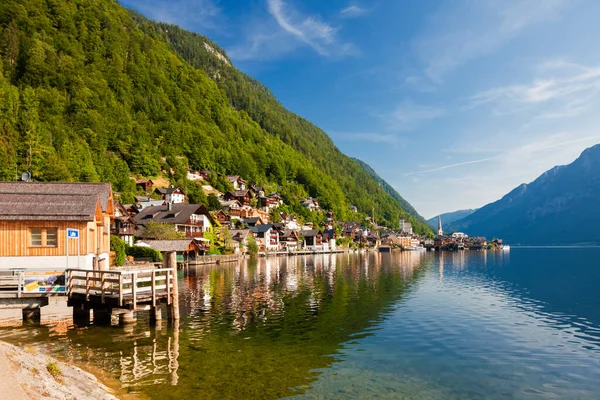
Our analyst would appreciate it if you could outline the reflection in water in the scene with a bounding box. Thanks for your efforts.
[0,252,426,399]
[1,249,599,399]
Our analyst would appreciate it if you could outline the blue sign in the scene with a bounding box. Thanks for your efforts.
[67,228,79,239]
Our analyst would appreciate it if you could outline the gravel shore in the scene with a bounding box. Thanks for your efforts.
[0,341,118,400]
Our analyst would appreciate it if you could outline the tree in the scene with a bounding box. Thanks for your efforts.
[207,194,221,211]
[140,222,185,240]
[110,235,127,266]
[247,234,258,256]
[186,180,207,205]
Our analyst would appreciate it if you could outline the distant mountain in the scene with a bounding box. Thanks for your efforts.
[448,144,600,245]
[427,209,477,228]
[351,158,430,228]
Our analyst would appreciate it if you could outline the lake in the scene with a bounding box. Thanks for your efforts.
[1,249,600,399]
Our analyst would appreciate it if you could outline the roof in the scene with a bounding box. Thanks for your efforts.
[300,229,320,237]
[243,216,262,224]
[0,181,113,213]
[133,204,215,226]
[155,187,183,195]
[137,240,196,252]
[228,190,250,197]
[280,229,298,239]
[0,193,101,221]
[229,229,251,241]
[250,224,274,234]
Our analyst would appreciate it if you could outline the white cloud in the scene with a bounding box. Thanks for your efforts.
[340,5,367,19]
[414,0,566,82]
[466,62,600,117]
[404,157,498,176]
[266,0,358,57]
[379,100,446,131]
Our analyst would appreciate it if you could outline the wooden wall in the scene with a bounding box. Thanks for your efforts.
[0,219,110,257]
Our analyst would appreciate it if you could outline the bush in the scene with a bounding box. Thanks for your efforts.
[126,246,163,262]
[247,234,258,255]
[110,235,127,266]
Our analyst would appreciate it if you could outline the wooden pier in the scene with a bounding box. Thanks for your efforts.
[66,266,179,326]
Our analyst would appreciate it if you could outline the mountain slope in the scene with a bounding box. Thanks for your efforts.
[351,158,427,224]
[427,209,477,228]
[0,0,429,233]
[448,144,600,244]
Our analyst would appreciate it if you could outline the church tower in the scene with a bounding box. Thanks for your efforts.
[437,215,443,236]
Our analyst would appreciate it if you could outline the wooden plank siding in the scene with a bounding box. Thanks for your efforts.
[0,219,110,257]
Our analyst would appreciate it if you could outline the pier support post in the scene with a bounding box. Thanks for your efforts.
[72,304,91,326]
[93,307,112,325]
[22,307,41,324]
[150,306,162,326]
[165,251,180,324]
[118,310,136,326]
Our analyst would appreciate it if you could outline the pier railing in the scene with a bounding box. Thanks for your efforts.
[66,268,175,309]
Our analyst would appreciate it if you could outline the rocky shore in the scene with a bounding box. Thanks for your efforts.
[0,341,118,400]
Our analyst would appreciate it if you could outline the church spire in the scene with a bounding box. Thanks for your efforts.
[437,215,443,236]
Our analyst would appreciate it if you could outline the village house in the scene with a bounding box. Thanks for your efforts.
[224,190,253,206]
[219,199,242,212]
[301,198,320,211]
[301,229,323,250]
[212,210,232,227]
[227,176,246,190]
[135,179,154,192]
[133,196,166,211]
[243,216,263,227]
[228,205,254,219]
[397,236,413,248]
[135,239,207,261]
[133,204,215,239]
[261,193,283,211]
[282,214,300,230]
[111,200,136,246]
[229,229,252,253]
[322,229,337,251]
[154,186,185,204]
[250,224,280,251]
[279,230,300,251]
[0,182,115,271]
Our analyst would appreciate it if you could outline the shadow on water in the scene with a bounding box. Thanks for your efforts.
[0,252,429,399]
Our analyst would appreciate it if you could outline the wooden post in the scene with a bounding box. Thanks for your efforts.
[118,273,123,307]
[132,272,137,310]
[151,269,156,307]
[72,303,91,326]
[101,272,106,304]
[85,270,90,301]
[165,251,179,323]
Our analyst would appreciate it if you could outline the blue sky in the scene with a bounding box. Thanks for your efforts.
[121,0,600,218]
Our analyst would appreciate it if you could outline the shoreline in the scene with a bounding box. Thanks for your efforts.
[0,340,119,400]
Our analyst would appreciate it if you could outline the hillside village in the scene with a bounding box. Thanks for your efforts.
[107,170,505,263]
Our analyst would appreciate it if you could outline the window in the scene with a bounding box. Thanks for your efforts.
[29,228,58,247]
[30,229,42,246]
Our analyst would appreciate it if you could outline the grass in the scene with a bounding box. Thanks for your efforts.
[46,361,62,382]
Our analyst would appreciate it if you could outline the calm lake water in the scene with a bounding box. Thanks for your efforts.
[1,249,600,399]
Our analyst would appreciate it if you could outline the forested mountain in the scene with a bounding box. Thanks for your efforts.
[426,209,477,229]
[448,144,600,245]
[0,0,430,233]
[351,157,427,225]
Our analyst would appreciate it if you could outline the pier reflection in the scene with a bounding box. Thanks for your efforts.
[0,252,429,399]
